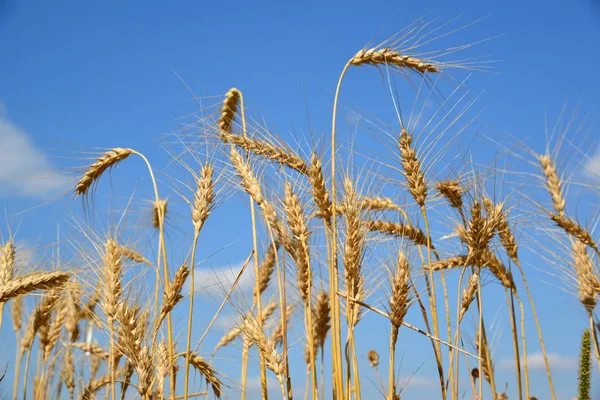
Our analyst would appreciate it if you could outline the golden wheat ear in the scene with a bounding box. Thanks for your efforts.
[349,48,439,73]
[0,271,70,303]
[219,88,241,134]
[76,148,133,195]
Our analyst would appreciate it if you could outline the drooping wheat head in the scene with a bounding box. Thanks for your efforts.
[365,219,431,247]
[0,271,70,304]
[349,48,439,73]
[214,302,278,353]
[221,131,308,174]
[75,148,133,196]
[157,263,190,329]
[182,352,223,398]
[437,180,464,211]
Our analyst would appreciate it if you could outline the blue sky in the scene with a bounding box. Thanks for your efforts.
[1,0,600,399]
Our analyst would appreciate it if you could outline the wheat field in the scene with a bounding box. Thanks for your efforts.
[1,15,599,400]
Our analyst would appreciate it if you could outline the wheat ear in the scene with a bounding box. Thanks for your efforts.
[75,148,132,195]
[388,252,411,400]
[178,352,222,398]
[349,48,439,73]
[0,271,70,303]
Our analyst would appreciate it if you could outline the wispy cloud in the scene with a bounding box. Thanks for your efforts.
[0,104,67,196]
[498,351,577,371]
[584,145,600,179]
[185,260,255,297]
[399,375,438,388]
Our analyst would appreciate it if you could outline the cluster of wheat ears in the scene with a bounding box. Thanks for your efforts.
[1,19,599,400]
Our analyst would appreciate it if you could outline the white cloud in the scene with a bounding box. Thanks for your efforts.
[498,352,577,372]
[214,314,239,331]
[0,106,67,196]
[584,146,600,179]
[246,375,281,394]
[399,375,438,388]
[185,260,255,297]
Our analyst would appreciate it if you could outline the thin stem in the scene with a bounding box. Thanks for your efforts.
[388,326,398,400]
[131,150,175,399]
[506,289,523,400]
[421,206,445,400]
[241,342,250,400]
[184,230,200,400]
[330,62,351,400]
[23,349,32,400]
[513,259,555,399]
[13,336,21,400]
